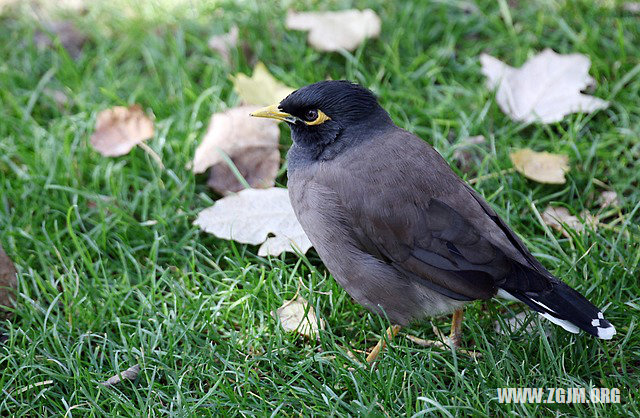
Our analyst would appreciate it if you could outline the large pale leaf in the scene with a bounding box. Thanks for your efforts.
[194,187,312,256]
[509,148,569,184]
[192,106,280,194]
[286,9,381,52]
[231,62,295,106]
[480,49,609,123]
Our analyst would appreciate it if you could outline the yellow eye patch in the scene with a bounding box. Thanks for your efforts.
[305,110,331,126]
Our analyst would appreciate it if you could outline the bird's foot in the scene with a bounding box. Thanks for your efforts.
[405,325,482,359]
[365,325,401,364]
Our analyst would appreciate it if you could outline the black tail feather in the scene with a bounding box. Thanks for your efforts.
[503,281,615,339]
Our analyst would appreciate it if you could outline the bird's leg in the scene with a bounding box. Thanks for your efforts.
[366,325,401,364]
[449,308,464,348]
[406,308,480,359]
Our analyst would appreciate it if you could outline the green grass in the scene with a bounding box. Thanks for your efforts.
[1,0,639,415]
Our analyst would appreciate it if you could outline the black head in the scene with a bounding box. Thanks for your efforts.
[251,80,391,159]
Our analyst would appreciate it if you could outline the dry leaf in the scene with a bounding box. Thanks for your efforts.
[623,2,640,12]
[34,20,87,58]
[194,187,312,257]
[598,190,620,209]
[100,364,140,387]
[208,25,238,64]
[453,135,485,172]
[44,88,70,108]
[192,106,280,194]
[480,49,609,123]
[509,148,569,184]
[494,312,550,337]
[206,146,280,195]
[90,105,154,157]
[542,206,598,238]
[0,246,17,320]
[231,62,295,106]
[286,9,381,52]
[272,296,324,338]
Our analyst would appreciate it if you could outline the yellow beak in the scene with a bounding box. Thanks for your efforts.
[250,104,298,123]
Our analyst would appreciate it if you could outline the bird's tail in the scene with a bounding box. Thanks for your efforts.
[499,282,616,340]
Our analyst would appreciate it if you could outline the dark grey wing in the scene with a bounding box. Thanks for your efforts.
[323,132,553,302]
[350,196,511,301]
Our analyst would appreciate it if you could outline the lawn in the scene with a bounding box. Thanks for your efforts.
[0,0,639,415]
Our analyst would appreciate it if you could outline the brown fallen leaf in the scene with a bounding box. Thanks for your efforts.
[542,206,598,238]
[598,190,620,209]
[194,187,312,257]
[453,135,485,173]
[34,20,87,58]
[480,49,608,123]
[100,364,140,387]
[207,146,280,195]
[90,105,154,157]
[272,296,324,338]
[231,62,295,106]
[286,9,381,52]
[509,148,569,184]
[192,106,280,194]
[208,25,239,64]
[0,246,17,320]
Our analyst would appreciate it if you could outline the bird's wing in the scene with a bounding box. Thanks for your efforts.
[320,132,553,302]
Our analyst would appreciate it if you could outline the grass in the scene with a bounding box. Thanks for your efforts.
[0,0,639,415]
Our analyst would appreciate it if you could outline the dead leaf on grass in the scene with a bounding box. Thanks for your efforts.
[598,190,620,209]
[194,187,312,257]
[34,20,87,58]
[90,105,154,157]
[192,106,280,194]
[286,9,381,52]
[509,148,569,184]
[231,62,295,106]
[494,312,550,337]
[44,88,70,108]
[480,49,609,123]
[453,135,486,172]
[208,25,238,64]
[100,364,140,387]
[0,246,17,320]
[542,206,598,238]
[272,296,324,338]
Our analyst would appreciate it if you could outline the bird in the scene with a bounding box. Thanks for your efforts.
[251,80,615,360]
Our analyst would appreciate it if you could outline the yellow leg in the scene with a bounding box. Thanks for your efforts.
[366,325,401,364]
[406,308,481,359]
[449,308,464,348]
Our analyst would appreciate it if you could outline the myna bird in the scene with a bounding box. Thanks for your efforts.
[251,80,615,360]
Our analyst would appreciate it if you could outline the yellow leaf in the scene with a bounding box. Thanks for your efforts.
[509,148,569,184]
[231,62,295,106]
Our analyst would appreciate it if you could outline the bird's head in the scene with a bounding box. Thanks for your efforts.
[251,80,391,158]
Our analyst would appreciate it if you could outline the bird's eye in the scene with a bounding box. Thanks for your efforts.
[304,109,318,122]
